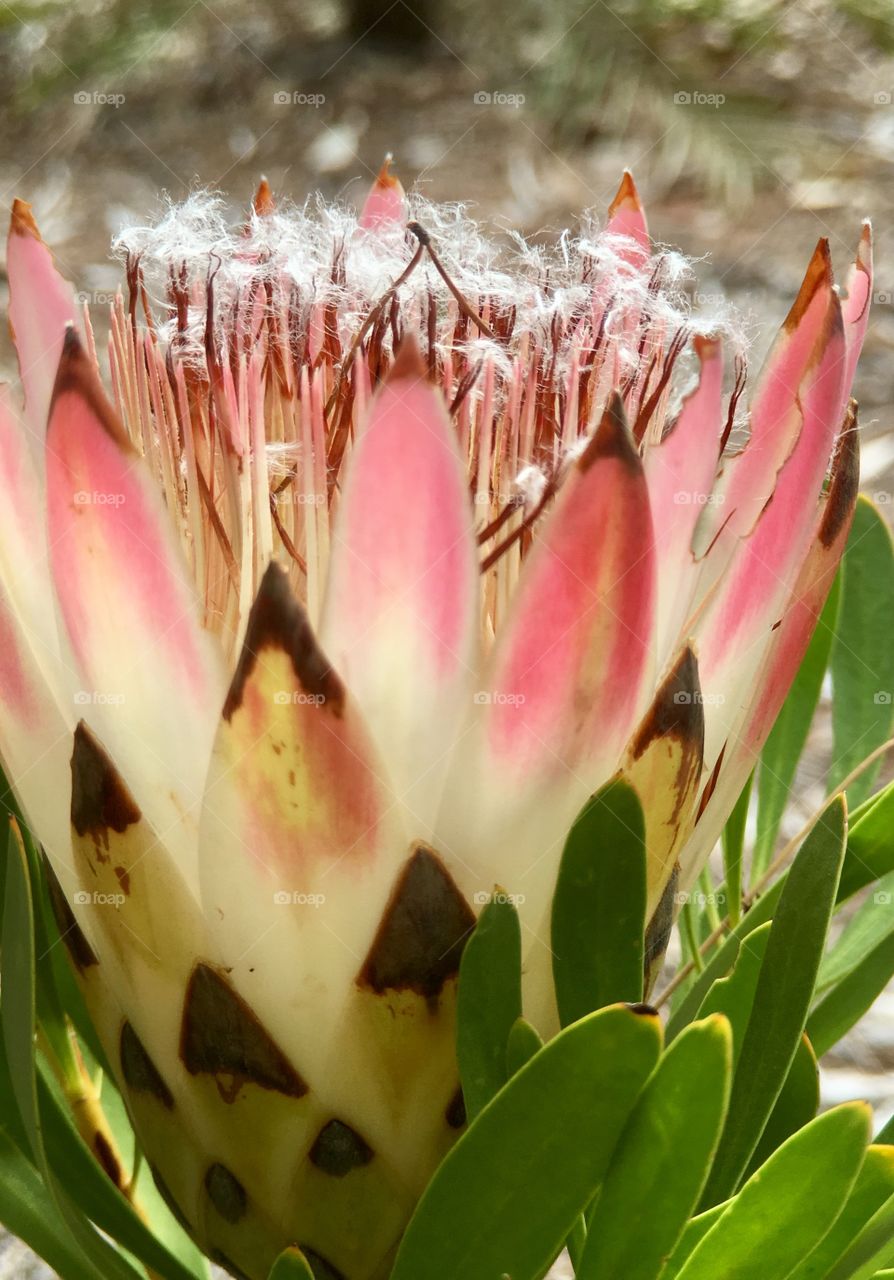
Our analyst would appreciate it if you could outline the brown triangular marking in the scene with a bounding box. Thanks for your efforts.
[204,1162,247,1224]
[445,1085,466,1130]
[223,562,344,721]
[645,864,679,974]
[357,844,475,1005]
[71,721,141,840]
[309,1119,374,1177]
[120,1021,175,1110]
[43,858,98,971]
[180,963,309,1102]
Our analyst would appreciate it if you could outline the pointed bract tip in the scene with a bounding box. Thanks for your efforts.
[49,325,132,448]
[388,332,428,385]
[608,170,642,218]
[578,393,639,474]
[9,197,41,240]
[223,559,344,721]
[784,238,834,332]
[252,177,275,216]
[693,333,721,362]
[374,153,402,192]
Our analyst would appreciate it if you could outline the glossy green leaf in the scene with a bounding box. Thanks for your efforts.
[787,1145,894,1280]
[660,1203,728,1280]
[551,779,646,1024]
[819,873,894,995]
[679,1104,871,1280]
[809,932,894,1057]
[722,773,752,925]
[36,1060,205,1280]
[840,782,894,902]
[823,1185,894,1279]
[829,497,894,807]
[390,1004,662,1280]
[701,798,846,1206]
[0,1127,102,1280]
[577,1015,731,1280]
[743,1034,819,1178]
[1,823,143,1280]
[698,923,771,1063]
[457,892,522,1120]
[505,1017,543,1078]
[268,1246,316,1280]
[755,576,840,879]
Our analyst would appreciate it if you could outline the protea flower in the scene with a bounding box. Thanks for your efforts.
[0,160,869,1280]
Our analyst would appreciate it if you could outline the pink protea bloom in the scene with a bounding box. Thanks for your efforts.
[0,161,869,1279]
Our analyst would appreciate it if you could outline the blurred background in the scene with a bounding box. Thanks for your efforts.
[1,1,894,1270]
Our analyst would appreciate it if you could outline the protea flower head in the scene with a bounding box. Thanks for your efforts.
[1,158,869,1279]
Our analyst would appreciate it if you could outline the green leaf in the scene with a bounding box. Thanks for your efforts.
[808,931,894,1057]
[390,1004,663,1280]
[755,576,840,879]
[722,773,752,925]
[787,1145,894,1280]
[677,1104,871,1280]
[551,779,646,1024]
[660,1204,728,1280]
[840,782,894,902]
[0,1127,102,1280]
[1,822,143,1280]
[829,497,894,807]
[577,1015,731,1280]
[823,1183,894,1280]
[818,873,894,995]
[36,1060,205,1280]
[742,1034,819,1177]
[697,923,772,1063]
[700,798,847,1206]
[268,1246,316,1280]
[505,1017,543,1078]
[457,892,522,1121]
